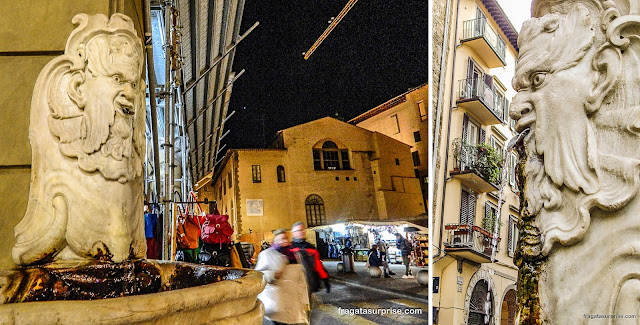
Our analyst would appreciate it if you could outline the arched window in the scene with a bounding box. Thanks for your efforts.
[305,194,326,227]
[312,141,351,170]
[468,280,493,325]
[277,165,286,182]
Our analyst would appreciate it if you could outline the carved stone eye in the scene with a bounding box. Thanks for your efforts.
[112,75,124,85]
[531,72,547,89]
[131,82,137,89]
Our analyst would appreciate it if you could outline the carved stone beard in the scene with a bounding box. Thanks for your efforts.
[78,97,142,183]
[521,130,562,217]
[101,112,134,161]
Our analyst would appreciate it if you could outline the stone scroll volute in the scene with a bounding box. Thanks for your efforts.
[12,14,147,266]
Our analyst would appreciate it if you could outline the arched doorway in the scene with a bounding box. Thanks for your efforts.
[500,289,516,325]
[468,280,493,325]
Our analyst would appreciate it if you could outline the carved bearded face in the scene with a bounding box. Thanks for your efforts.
[510,6,600,215]
[66,33,145,182]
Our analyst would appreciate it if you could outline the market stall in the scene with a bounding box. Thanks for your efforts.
[310,220,428,267]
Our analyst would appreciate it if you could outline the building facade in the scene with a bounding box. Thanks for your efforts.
[196,117,425,237]
[432,0,520,324]
[350,84,428,211]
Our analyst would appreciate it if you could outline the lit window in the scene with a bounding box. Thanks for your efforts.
[252,165,261,183]
[277,165,286,183]
[312,141,351,170]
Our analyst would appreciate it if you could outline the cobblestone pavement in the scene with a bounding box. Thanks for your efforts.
[263,260,429,324]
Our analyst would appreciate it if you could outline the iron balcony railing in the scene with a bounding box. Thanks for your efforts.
[457,77,505,122]
[443,223,500,257]
[452,139,502,186]
[462,17,506,61]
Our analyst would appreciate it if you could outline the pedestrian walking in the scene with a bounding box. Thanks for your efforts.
[290,221,330,293]
[255,229,309,325]
[395,233,414,278]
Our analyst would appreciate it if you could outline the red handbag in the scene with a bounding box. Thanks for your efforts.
[201,214,234,244]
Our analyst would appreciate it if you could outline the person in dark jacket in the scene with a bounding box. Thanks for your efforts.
[290,221,330,293]
[368,244,390,277]
[368,245,382,266]
[395,233,414,278]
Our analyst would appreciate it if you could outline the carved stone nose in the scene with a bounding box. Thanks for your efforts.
[509,96,533,120]
[120,83,135,101]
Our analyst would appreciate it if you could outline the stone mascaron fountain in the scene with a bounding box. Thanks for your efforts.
[0,13,264,324]
[511,0,640,323]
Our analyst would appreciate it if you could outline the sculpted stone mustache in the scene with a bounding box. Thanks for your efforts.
[12,14,147,265]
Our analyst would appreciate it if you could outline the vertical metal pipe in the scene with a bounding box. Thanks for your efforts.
[164,0,175,260]
[231,151,239,238]
[144,0,164,259]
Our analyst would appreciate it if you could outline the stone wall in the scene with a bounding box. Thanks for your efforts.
[431,0,454,218]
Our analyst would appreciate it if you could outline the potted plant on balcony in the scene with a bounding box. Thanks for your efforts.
[481,213,504,235]
[476,143,502,185]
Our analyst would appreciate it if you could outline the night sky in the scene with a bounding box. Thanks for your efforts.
[225,0,428,149]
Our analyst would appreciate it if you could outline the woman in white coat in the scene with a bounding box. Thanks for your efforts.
[255,229,310,325]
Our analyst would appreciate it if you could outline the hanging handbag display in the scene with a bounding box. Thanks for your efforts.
[200,214,234,245]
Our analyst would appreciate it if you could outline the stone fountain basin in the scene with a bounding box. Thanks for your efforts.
[0,260,266,324]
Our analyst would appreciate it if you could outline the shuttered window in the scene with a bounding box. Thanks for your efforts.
[460,190,476,225]
[508,215,518,257]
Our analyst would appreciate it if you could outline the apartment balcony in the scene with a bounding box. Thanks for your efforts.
[443,223,501,263]
[461,18,507,68]
[450,139,501,193]
[457,78,504,125]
